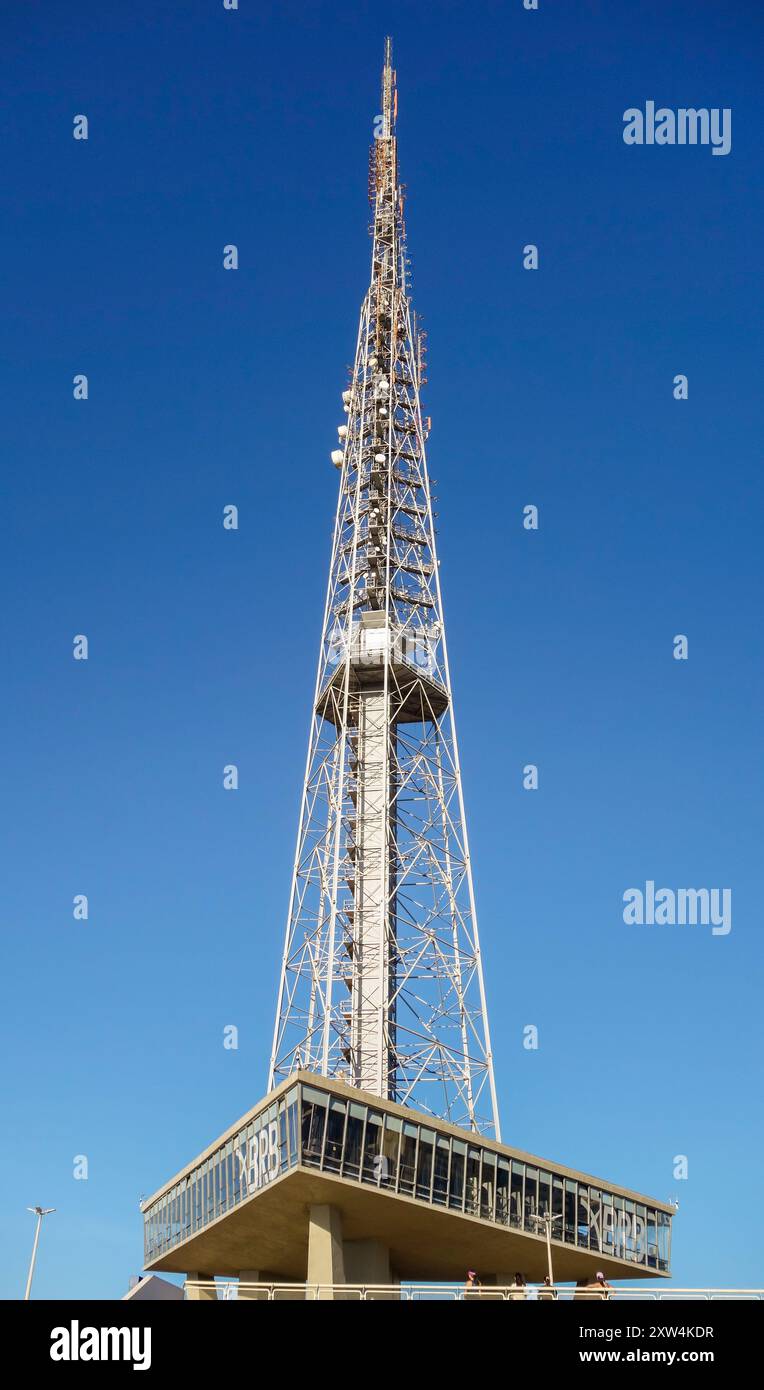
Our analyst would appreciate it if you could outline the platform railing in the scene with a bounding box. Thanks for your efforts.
[185,1281,764,1302]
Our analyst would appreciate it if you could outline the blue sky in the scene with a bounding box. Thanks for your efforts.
[1,0,762,1297]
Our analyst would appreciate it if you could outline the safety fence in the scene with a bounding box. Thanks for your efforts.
[185,1281,764,1302]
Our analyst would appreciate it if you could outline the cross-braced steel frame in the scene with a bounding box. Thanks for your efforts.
[269,40,500,1137]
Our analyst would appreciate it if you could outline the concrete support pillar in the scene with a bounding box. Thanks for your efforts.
[307,1204,345,1299]
[238,1270,302,1301]
[344,1238,394,1297]
[238,1270,266,1301]
[483,1272,526,1300]
[185,1272,217,1301]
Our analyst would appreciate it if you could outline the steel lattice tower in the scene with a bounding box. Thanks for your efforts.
[269,39,500,1137]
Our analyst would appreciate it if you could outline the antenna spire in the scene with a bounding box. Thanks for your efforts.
[382,35,396,137]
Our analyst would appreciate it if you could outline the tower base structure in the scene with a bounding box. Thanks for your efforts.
[142,1072,673,1291]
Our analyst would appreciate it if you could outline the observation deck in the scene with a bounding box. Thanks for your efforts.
[142,1072,674,1289]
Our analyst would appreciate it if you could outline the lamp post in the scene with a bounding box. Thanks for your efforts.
[24,1206,55,1300]
[530,1210,564,1289]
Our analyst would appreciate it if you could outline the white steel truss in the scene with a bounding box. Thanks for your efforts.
[269,40,500,1137]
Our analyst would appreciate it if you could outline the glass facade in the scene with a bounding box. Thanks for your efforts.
[143,1087,300,1266]
[143,1081,672,1273]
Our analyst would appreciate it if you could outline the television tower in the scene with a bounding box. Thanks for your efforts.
[141,44,675,1292]
[269,39,499,1137]
[142,35,677,1289]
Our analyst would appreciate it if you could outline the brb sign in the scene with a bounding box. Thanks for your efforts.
[581,1198,647,1259]
[235,1121,280,1198]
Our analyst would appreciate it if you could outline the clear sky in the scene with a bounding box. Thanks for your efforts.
[1,0,762,1298]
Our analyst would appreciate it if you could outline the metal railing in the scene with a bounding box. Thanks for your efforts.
[185,1281,764,1302]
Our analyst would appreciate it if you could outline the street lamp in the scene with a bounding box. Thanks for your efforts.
[24,1206,55,1300]
[530,1210,564,1289]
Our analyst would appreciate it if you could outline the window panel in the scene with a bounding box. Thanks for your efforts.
[496,1159,510,1225]
[658,1211,671,1272]
[585,1188,602,1252]
[287,1101,299,1166]
[647,1210,658,1269]
[524,1166,538,1231]
[324,1098,347,1173]
[465,1147,480,1216]
[342,1105,364,1180]
[381,1115,401,1188]
[602,1193,614,1255]
[416,1129,434,1202]
[197,1173,206,1228]
[576,1184,590,1249]
[449,1140,466,1211]
[362,1111,383,1184]
[279,1107,288,1173]
[613,1196,625,1256]
[635,1204,647,1265]
[480,1151,496,1221]
[301,1093,327,1166]
[433,1136,450,1206]
[564,1180,576,1244]
[399,1123,417,1195]
[511,1163,524,1229]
